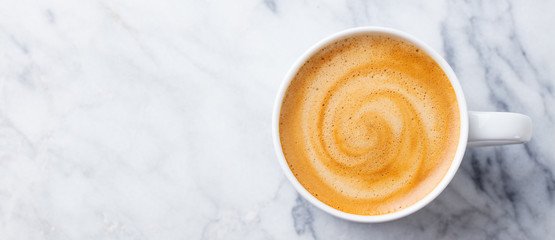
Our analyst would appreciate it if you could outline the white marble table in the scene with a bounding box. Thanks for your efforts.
[1,0,554,239]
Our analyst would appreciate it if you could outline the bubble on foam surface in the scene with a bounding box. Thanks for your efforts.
[279,34,460,215]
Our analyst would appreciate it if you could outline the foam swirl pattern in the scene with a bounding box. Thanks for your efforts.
[279,34,460,215]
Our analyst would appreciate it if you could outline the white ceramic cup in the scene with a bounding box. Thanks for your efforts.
[272,27,532,223]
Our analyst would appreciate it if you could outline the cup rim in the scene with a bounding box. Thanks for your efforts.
[272,26,469,222]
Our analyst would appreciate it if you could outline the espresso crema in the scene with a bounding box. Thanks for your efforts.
[279,34,460,215]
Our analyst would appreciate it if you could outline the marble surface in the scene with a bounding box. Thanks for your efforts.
[0,0,554,239]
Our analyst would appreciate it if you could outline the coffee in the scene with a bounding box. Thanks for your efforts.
[279,34,460,215]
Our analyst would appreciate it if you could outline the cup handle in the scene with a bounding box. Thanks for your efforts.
[467,111,532,147]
